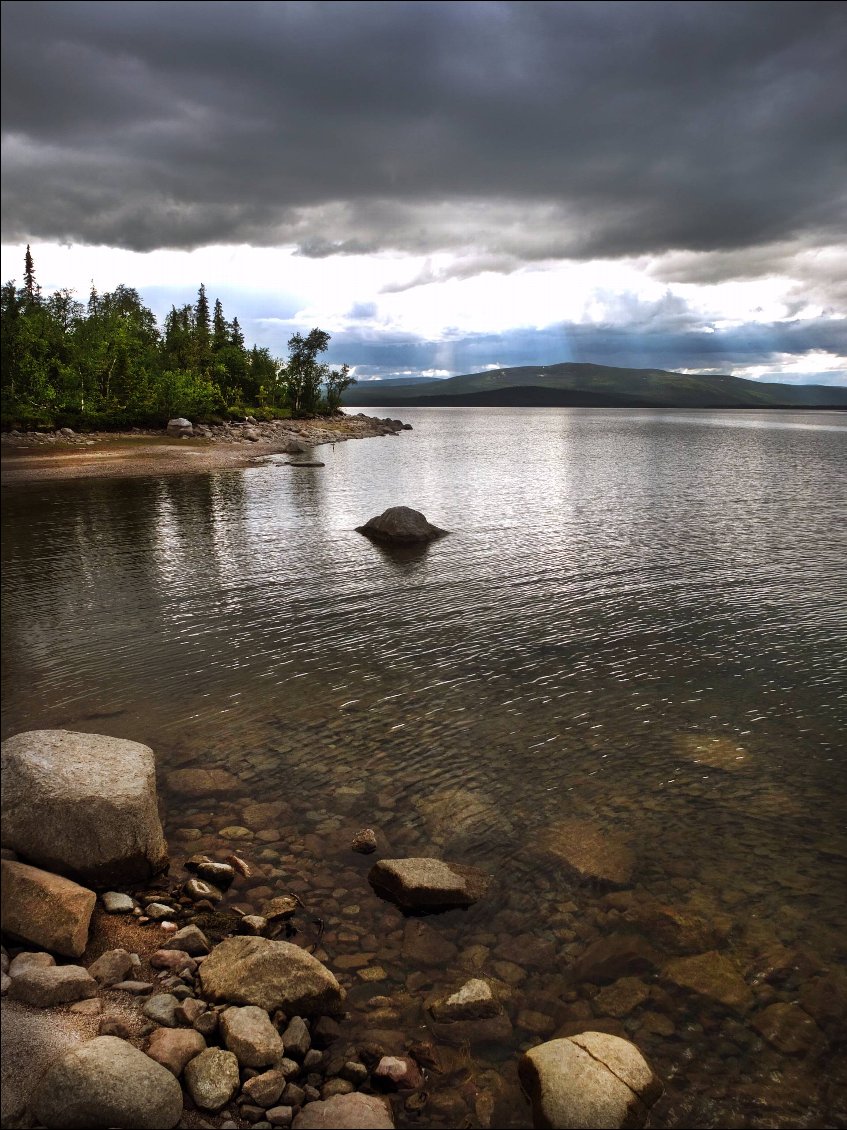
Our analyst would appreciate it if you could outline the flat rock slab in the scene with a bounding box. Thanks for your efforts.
[356,506,447,544]
[428,979,503,1022]
[663,951,753,1013]
[200,936,345,1016]
[519,1032,662,1130]
[1,860,96,957]
[537,819,635,888]
[369,857,490,911]
[32,1035,183,1129]
[292,1092,395,1128]
[1,729,168,884]
[9,964,97,1008]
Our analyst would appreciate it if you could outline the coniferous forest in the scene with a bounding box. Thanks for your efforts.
[0,248,355,430]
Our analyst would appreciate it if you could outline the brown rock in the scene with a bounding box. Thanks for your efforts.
[574,935,659,984]
[145,1027,207,1076]
[663,951,753,1012]
[373,1054,424,1089]
[166,767,239,795]
[370,857,490,911]
[537,820,635,887]
[402,918,458,965]
[292,1092,395,1128]
[88,947,135,986]
[594,977,651,1018]
[1,860,95,957]
[200,936,345,1015]
[752,1003,827,1055]
[9,964,97,1007]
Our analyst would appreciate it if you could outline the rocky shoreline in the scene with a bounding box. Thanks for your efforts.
[1,730,665,1130]
[0,412,412,484]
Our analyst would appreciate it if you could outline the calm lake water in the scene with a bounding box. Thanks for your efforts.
[2,407,846,1128]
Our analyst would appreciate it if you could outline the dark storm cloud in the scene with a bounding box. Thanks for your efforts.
[2,0,846,270]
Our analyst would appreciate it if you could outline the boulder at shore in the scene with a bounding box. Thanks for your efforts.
[368,857,490,911]
[1,729,168,884]
[1,860,95,957]
[32,1036,183,1129]
[166,417,193,437]
[199,936,346,1016]
[519,1032,662,1130]
[356,506,447,543]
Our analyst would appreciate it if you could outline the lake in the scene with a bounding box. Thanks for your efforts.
[2,407,846,1128]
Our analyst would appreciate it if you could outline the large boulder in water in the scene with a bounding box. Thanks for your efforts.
[519,1032,662,1129]
[356,506,447,543]
[32,1036,183,1129]
[199,936,345,1016]
[1,730,168,885]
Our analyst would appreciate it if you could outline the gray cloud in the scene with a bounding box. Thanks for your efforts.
[2,0,846,282]
[329,315,847,384]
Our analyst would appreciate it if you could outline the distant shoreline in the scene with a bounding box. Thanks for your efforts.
[343,386,847,410]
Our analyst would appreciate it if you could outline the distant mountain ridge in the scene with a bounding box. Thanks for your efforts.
[342,362,847,408]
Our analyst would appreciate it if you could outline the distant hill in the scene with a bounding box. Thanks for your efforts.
[342,362,847,409]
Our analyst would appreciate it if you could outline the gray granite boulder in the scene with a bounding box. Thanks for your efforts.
[166,417,193,437]
[200,936,345,1016]
[519,1032,662,1129]
[356,506,447,543]
[32,1035,183,1129]
[368,857,490,911]
[1,730,168,884]
[1,860,95,957]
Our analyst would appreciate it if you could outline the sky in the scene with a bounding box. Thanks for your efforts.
[2,0,846,385]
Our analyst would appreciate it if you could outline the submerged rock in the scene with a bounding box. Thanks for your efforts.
[663,951,753,1012]
[200,936,345,1015]
[537,819,635,888]
[356,506,447,544]
[32,1036,183,1129]
[428,978,503,1022]
[1,860,96,957]
[519,1031,662,1130]
[369,857,490,911]
[1,729,168,884]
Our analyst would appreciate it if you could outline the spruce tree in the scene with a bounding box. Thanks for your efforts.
[212,298,228,352]
[24,245,38,303]
[194,284,211,372]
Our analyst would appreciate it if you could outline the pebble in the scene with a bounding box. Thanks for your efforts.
[142,993,182,1027]
[102,891,135,913]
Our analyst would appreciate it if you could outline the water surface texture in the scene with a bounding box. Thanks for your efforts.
[3,408,846,1127]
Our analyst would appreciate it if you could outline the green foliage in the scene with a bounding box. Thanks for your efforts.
[0,249,352,429]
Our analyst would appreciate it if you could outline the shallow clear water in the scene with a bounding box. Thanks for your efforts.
[3,408,846,1127]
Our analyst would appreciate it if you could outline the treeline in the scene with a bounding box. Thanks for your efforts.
[0,247,354,430]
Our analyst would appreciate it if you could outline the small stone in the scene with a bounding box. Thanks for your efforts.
[88,947,135,986]
[340,1059,368,1084]
[102,891,136,913]
[240,915,269,935]
[267,1107,294,1128]
[243,1068,288,1108]
[195,860,236,888]
[100,1015,135,1038]
[281,1015,311,1058]
[177,996,208,1025]
[69,997,102,1015]
[220,1004,284,1068]
[185,878,224,903]
[351,829,378,854]
[142,993,182,1027]
[282,1083,306,1107]
[161,924,210,955]
[146,902,176,919]
[151,949,196,972]
[194,1009,219,1038]
[373,1054,424,1090]
[146,1027,207,1076]
[185,1047,241,1110]
[112,980,155,994]
[321,1078,355,1099]
[428,979,502,1022]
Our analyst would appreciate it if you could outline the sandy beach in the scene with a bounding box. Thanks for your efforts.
[0,414,408,485]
